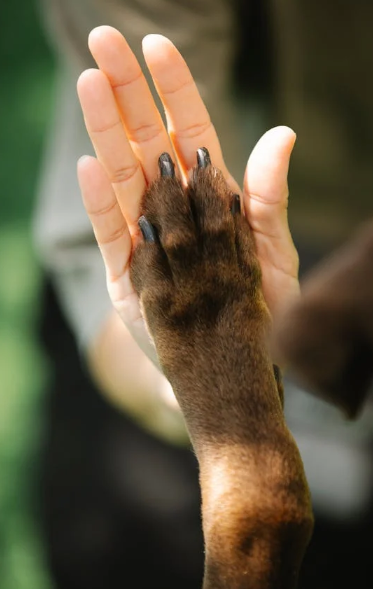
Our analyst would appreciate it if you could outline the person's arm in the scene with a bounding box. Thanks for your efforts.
[87,310,188,443]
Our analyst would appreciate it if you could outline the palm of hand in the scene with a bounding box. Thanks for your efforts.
[77,26,299,366]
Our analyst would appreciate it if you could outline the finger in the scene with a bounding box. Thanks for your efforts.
[142,34,241,194]
[77,155,132,286]
[243,126,300,316]
[88,26,176,183]
[77,157,160,368]
[244,126,295,243]
[77,68,146,234]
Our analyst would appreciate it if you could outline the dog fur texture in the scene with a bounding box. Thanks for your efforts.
[130,151,313,589]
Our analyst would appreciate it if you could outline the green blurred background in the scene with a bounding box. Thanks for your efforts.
[1,2,373,588]
[0,2,54,587]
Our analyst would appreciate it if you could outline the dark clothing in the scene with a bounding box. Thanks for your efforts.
[38,280,204,589]
[37,279,373,589]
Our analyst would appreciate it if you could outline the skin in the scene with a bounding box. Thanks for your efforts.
[76,26,300,442]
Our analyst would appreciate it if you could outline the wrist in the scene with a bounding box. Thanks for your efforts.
[87,310,189,445]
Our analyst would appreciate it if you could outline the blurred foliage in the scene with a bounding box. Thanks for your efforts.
[0,2,55,588]
[0,2,55,222]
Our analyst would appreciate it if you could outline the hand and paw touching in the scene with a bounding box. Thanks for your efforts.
[77,26,313,588]
[130,147,313,589]
[77,26,299,367]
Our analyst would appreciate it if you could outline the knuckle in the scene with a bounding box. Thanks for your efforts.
[110,162,140,184]
[177,119,212,140]
[89,200,118,218]
[99,224,127,245]
[163,77,194,96]
[92,119,122,135]
[130,123,162,145]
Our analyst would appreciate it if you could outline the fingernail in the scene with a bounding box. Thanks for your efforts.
[230,194,241,215]
[159,152,175,177]
[196,147,211,168]
[138,216,157,242]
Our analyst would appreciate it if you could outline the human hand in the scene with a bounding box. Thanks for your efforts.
[77,26,299,367]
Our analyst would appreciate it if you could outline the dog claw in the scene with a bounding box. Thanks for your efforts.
[230,194,241,215]
[138,215,157,242]
[159,152,175,177]
[197,147,211,168]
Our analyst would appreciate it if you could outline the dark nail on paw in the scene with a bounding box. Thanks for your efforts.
[138,216,157,242]
[273,364,281,381]
[196,147,211,168]
[230,194,241,215]
[159,152,175,177]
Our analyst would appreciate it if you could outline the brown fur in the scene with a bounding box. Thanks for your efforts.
[130,159,313,589]
[273,219,373,419]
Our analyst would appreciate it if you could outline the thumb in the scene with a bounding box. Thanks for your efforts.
[243,125,296,240]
